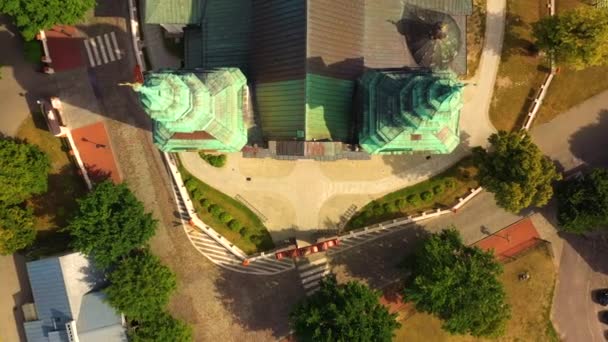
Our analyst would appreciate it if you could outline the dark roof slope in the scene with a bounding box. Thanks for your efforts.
[251,0,306,83]
[306,0,365,79]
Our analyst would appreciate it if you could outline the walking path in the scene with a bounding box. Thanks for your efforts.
[460,0,504,147]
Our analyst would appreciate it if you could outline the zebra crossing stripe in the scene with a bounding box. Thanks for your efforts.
[88,38,101,65]
[104,34,116,61]
[96,36,109,64]
[110,32,122,60]
[83,40,96,67]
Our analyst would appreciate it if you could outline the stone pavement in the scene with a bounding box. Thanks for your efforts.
[180,148,468,236]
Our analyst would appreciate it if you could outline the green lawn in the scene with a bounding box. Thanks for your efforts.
[179,166,274,254]
[394,244,558,342]
[23,40,42,65]
[491,0,608,131]
[534,0,608,125]
[489,0,548,132]
[17,112,88,259]
[345,158,479,231]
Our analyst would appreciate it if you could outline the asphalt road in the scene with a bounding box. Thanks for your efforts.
[532,90,608,342]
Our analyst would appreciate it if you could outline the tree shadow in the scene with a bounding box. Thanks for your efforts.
[329,224,430,290]
[568,110,608,169]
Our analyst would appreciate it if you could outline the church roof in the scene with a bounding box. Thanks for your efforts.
[145,0,202,24]
[359,69,463,154]
[135,69,248,152]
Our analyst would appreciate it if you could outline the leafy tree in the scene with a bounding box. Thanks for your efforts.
[473,131,561,213]
[0,205,36,255]
[105,249,176,320]
[405,229,510,337]
[290,275,400,342]
[129,311,192,342]
[557,168,608,233]
[66,181,157,268]
[533,7,608,69]
[0,139,50,206]
[0,0,96,40]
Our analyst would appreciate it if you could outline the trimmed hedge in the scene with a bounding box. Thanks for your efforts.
[199,153,227,168]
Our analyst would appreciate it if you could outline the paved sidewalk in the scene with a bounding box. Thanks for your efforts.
[532,89,608,171]
[460,0,504,147]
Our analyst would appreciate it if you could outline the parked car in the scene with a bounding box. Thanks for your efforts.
[596,289,608,306]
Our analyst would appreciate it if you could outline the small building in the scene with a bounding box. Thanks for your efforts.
[133,68,249,152]
[21,253,127,342]
[358,70,463,154]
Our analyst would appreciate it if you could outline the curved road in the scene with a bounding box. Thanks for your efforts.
[532,90,608,342]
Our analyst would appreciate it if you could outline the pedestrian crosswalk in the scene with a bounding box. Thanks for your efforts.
[83,32,122,68]
[328,225,405,256]
[296,257,331,296]
[186,227,294,275]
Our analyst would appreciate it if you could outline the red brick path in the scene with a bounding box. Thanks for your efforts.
[71,121,121,184]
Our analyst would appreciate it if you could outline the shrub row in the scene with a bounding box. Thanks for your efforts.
[198,152,227,168]
[192,187,263,243]
[349,178,458,229]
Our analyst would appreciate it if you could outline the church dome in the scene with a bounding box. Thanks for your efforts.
[401,7,462,70]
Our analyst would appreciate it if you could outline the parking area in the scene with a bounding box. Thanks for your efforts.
[553,234,608,342]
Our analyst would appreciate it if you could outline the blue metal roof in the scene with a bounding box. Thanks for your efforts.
[25,257,71,342]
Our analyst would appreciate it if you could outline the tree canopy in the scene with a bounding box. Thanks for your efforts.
[290,275,400,342]
[404,229,510,337]
[0,139,50,206]
[533,7,608,69]
[105,249,176,319]
[129,311,192,342]
[0,205,36,255]
[66,181,157,268]
[557,168,608,233]
[0,0,96,40]
[473,131,561,213]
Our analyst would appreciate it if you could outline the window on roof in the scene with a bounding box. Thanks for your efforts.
[411,134,422,141]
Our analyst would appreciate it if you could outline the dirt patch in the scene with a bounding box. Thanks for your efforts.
[496,76,513,88]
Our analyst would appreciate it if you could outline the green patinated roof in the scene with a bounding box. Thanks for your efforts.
[135,69,248,152]
[403,0,473,15]
[184,0,251,72]
[145,0,201,24]
[359,70,463,154]
[256,74,354,141]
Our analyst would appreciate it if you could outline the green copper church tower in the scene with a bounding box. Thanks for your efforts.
[133,68,248,152]
[359,70,463,155]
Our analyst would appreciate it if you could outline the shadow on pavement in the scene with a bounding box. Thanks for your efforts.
[330,224,429,289]
[212,260,302,339]
[569,110,608,169]
[379,131,471,179]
